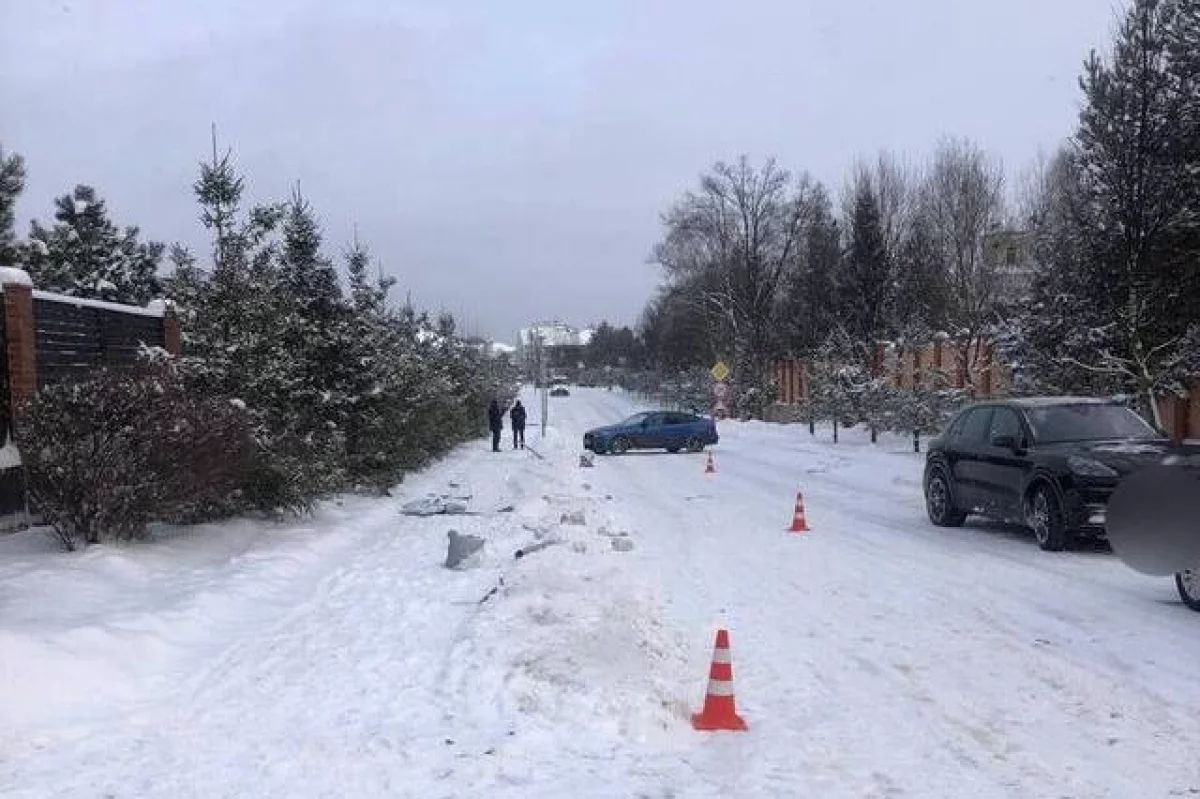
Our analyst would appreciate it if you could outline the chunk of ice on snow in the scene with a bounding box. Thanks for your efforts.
[445,531,484,570]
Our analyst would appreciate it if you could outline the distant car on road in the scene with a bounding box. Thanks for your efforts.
[923,397,1198,552]
[584,411,718,455]
[550,384,570,397]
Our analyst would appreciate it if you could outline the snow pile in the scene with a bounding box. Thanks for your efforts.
[0,505,374,739]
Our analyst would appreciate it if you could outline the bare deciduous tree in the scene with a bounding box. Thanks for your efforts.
[920,137,1007,395]
[653,156,814,386]
[843,151,917,265]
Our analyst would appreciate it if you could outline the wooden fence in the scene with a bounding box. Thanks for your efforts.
[0,269,180,532]
[771,337,1009,406]
[770,337,1200,441]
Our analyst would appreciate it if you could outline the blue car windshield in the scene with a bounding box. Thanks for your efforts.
[620,413,651,426]
[1025,404,1159,444]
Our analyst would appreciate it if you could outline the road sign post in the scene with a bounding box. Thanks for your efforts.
[711,361,731,419]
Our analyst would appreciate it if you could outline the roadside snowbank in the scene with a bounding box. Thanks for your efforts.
[0,412,699,797]
[0,500,384,737]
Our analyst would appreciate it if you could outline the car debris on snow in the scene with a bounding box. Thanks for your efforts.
[401,493,516,517]
[514,537,563,560]
[444,530,485,570]
[560,509,587,526]
[476,577,505,605]
[402,495,471,516]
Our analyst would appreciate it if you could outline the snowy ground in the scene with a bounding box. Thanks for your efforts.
[3,387,1200,798]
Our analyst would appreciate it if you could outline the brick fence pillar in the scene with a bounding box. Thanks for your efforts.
[163,306,181,357]
[1,269,37,414]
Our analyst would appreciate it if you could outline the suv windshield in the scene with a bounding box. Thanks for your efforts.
[1025,404,1159,444]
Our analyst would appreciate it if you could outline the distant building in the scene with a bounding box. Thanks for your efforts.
[517,321,595,379]
[983,227,1037,303]
[489,342,517,359]
[458,335,518,362]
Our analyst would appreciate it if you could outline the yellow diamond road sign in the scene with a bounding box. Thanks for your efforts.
[711,361,730,383]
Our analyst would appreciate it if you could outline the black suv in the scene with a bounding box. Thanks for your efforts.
[923,397,1193,551]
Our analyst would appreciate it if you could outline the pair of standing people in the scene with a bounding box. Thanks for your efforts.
[487,399,526,451]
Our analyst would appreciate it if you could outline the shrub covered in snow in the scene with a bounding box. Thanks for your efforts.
[18,360,254,550]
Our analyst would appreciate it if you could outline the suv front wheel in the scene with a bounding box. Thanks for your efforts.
[1028,484,1070,552]
[925,467,967,527]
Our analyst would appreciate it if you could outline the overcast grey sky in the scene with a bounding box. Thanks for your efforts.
[1,0,1118,342]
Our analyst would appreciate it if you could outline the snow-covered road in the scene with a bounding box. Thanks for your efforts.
[3,387,1199,797]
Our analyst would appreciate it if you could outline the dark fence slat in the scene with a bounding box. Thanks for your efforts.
[33,297,166,380]
[34,318,98,334]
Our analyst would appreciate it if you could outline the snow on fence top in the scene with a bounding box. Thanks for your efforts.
[31,291,165,318]
[0,267,34,287]
[0,268,167,318]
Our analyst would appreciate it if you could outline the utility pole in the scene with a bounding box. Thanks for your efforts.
[535,331,549,437]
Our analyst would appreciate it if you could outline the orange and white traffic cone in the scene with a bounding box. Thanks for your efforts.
[705,452,716,474]
[788,491,810,533]
[691,628,747,732]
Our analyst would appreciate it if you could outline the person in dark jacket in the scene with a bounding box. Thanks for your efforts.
[510,400,527,449]
[487,399,504,452]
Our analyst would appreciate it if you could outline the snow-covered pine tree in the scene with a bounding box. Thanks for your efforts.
[1164,0,1200,318]
[0,145,25,267]
[992,314,1051,397]
[183,145,334,511]
[186,147,282,403]
[1037,0,1200,424]
[22,185,163,304]
[778,182,840,359]
[264,189,357,489]
[888,353,968,453]
[808,327,873,442]
[342,238,406,484]
[892,211,950,333]
[160,245,203,332]
[838,175,894,344]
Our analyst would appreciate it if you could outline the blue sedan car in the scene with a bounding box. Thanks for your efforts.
[583,411,719,455]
